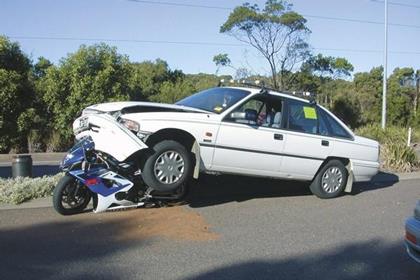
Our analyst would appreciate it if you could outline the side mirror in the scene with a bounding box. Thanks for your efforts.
[230,109,257,121]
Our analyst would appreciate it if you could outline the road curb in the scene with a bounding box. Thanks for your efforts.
[0,153,66,164]
[0,197,52,210]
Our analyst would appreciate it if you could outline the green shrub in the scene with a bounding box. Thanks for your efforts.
[355,124,407,144]
[0,173,63,204]
[45,131,70,152]
[381,142,418,172]
[355,124,419,172]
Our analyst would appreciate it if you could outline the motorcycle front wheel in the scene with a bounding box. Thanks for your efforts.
[53,175,91,215]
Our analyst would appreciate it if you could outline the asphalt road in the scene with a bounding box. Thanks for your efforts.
[0,174,419,280]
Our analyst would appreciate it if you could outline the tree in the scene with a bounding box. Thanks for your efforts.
[220,0,310,89]
[151,79,196,104]
[353,67,383,124]
[331,95,361,128]
[213,53,232,75]
[387,67,413,126]
[40,44,133,144]
[235,67,252,80]
[300,54,354,107]
[129,59,180,101]
[301,54,354,79]
[33,56,53,78]
[185,73,232,92]
[0,36,34,152]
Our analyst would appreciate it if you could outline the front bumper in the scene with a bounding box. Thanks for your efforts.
[405,217,420,263]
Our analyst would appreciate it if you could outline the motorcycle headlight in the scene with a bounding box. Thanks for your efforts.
[120,118,140,133]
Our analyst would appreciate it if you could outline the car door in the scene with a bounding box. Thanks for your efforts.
[211,95,287,177]
[280,99,332,180]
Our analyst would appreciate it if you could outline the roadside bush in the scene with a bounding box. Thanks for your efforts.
[381,142,418,172]
[45,131,72,152]
[355,124,407,144]
[0,173,63,204]
[355,124,419,172]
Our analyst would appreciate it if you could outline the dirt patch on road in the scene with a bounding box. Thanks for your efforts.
[96,206,219,242]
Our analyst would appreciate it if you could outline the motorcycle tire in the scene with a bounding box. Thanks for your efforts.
[53,175,91,215]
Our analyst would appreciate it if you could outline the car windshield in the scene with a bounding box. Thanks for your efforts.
[176,87,250,114]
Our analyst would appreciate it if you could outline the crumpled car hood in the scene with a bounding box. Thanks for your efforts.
[83,101,209,115]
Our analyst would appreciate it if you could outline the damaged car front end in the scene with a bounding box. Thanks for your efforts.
[53,105,194,215]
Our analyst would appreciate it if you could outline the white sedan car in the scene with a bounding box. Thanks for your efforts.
[75,86,380,198]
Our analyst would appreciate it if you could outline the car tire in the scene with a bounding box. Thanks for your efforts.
[310,159,348,199]
[154,180,192,206]
[53,175,91,215]
[142,140,193,192]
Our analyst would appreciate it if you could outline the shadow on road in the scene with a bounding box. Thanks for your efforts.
[187,174,312,208]
[352,171,399,195]
[185,239,419,280]
[0,213,144,279]
[187,172,399,208]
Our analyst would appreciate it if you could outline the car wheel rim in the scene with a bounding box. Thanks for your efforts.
[154,150,185,184]
[321,167,343,193]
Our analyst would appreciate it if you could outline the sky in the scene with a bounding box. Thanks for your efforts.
[1,0,419,77]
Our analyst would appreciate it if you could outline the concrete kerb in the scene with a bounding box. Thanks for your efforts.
[0,153,66,166]
[1,170,419,211]
[0,197,52,211]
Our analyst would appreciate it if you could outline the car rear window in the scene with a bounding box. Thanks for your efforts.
[318,109,352,139]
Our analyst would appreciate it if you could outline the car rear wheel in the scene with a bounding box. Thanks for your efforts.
[310,159,348,199]
[142,140,193,192]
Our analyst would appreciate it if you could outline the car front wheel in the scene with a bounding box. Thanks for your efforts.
[310,159,348,199]
[142,140,193,192]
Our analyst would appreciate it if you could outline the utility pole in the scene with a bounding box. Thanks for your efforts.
[381,0,388,129]
[414,71,420,117]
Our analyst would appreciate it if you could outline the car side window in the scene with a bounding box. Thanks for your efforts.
[318,112,330,136]
[319,109,352,139]
[226,95,284,128]
[259,97,283,128]
[226,98,264,125]
[287,100,318,134]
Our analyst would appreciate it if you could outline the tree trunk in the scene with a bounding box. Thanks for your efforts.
[270,63,278,89]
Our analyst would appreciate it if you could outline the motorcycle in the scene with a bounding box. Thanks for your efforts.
[53,115,188,215]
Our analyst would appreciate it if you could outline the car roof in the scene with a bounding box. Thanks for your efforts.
[223,86,312,104]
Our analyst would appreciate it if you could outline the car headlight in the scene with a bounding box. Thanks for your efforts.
[120,118,140,133]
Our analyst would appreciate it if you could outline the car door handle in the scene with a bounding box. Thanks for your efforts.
[321,140,329,146]
[274,133,283,140]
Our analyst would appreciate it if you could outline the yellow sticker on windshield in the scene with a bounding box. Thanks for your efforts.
[214,106,223,113]
[303,107,317,119]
